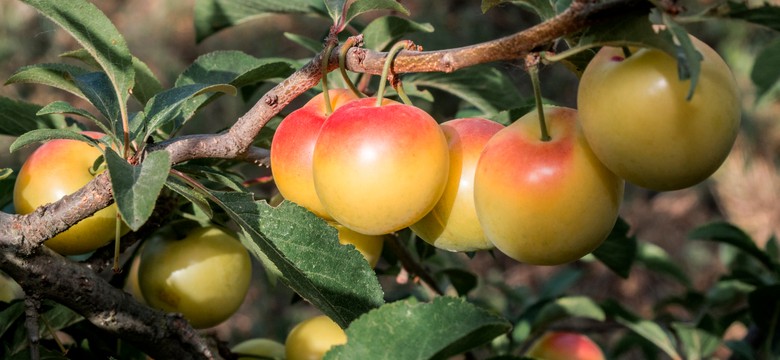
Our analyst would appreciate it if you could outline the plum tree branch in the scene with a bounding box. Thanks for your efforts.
[0,0,655,357]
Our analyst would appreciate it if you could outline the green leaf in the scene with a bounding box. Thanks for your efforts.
[672,322,720,360]
[725,340,757,360]
[406,65,523,115]
[142,83,236,140]
[202,192,384,327]
[176,51,295,88]
[636,242,691,287]
[727,2,780,32]
[4,63,88,99]
[592,217,637,279]
[0,302,24,339]
[73,71,120,123]
[605,302,681,360]
[175,164,245,192]
[0,172,16,209]
[164,177,214,219]
[0,169,11,181]
[538,267,582,299]
[9,129,98,153]
[660,15,702,100]
[751,38,780,101]
[0,97,71,136]
[706,279,755,307]
[363,16,434,51]
[131,56,164,105]
[23,0,134,124]
[61,49,163,106]
[284,32,323,54]
[193,0,326,42]
[37,101,117,143]
[342,0,410,30]
[533,296,606,330]
[325,0,346,24]
[105,149,171,231]
[689,222,778,272]
[324,297,511,360]
[481,0,556,21]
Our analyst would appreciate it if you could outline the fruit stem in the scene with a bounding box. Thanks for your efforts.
[339,37,365,98]
[376,41,409,107]
[527,54,551,141]
[41,313,68,355]
[321,43,336,116]
[394,81,414,106]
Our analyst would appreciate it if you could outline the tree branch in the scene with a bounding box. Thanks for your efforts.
[0,0,654,357]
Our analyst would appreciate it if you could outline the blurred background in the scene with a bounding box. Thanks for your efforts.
[1,0,779,358]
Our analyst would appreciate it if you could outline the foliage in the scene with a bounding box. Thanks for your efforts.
[1,0,779,359]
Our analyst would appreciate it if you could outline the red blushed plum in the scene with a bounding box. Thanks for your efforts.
[411,117,504,252]
[312,97,449,235]
[271,89,359,220]
[474,107,624,265]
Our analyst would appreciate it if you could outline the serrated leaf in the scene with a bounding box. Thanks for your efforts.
[533,296,605,330]
[23,0,134,124]
[0,169,12,181]
[727,2,780,32]
[193,0,326,42]
[481,0,556,20]
[689,222,778,272]
[592,217,637,278]
[342,0,410,30]
[406,66,522,115]
[0,97,71,136]
[142,83,236,140]
[636,242,691,287]
[706,279,755,307]
[176,51,296,88]
[73,71,120,124]
[9,129,98,153]
[105,149,171,231]
[672,323,719,360]
[201,192,384,327]
[363,16,434,51]
[4,63,88,99]
[325,297,510,360]
[174,164,245,191]
[751,38,780,101]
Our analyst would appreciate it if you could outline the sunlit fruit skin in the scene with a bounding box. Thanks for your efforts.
[312,97,449,235]
[331,222,384,268]
[526,332,606,360]
[13,131,119,255]
[474,107,624,265]
[410,118,504,252]
[232,338,286,360]
[577,36,740,190]
[285,315,347,360]
[271,89,359,220]
[138,226,251,329]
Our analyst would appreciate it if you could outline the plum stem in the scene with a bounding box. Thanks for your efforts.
[527,54,551,141]
[376,41,409,107]
[339,37,365,98]
[321,43,336,116]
